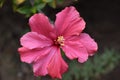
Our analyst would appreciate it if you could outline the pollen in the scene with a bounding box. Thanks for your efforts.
[55,36,65,46]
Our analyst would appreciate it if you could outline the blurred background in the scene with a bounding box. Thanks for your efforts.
[0,0,120,80]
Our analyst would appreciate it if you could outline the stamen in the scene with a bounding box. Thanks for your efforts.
[55,36,65,46]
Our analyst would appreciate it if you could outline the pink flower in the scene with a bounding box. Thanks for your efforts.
[18,6,98,79]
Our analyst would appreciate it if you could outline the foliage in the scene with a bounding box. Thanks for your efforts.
[63,49,120,80]
[13,0,57,17]
[0,0,5,7]
[0,0,78,17]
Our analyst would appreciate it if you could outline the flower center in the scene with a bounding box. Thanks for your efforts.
[55,36,65,46]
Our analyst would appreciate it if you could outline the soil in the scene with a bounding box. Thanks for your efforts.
[0,0,120,80]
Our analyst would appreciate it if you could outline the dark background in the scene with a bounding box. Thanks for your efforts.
[0,0,120,80]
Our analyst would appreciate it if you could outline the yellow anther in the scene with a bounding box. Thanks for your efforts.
[57,36,64,42]
[55,36,65,46]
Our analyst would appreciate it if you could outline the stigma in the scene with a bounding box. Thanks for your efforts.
[55,36,65,46]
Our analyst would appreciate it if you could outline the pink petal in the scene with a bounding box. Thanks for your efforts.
[20,32,53,49]
[18,47,42,63]
[55,6,85,37]
[32,47,56,76]
[18,46,55,76]
[79,33,98,56]
[29,13,53,37]
[62,36,88,63]
[47,47,68,79]
[33,46,68,78]
[18,47,55,64]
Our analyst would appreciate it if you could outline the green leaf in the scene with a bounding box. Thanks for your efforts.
[48,0,56,8]
[16,6,36,17]
[42,0,53,3]
[13,0,25,5]
[56,0,64,3]
[0,0,5,8]
[36,3,46,12]
[56,0,64,5]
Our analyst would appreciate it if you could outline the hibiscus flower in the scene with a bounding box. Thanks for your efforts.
[18,6,98,79]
